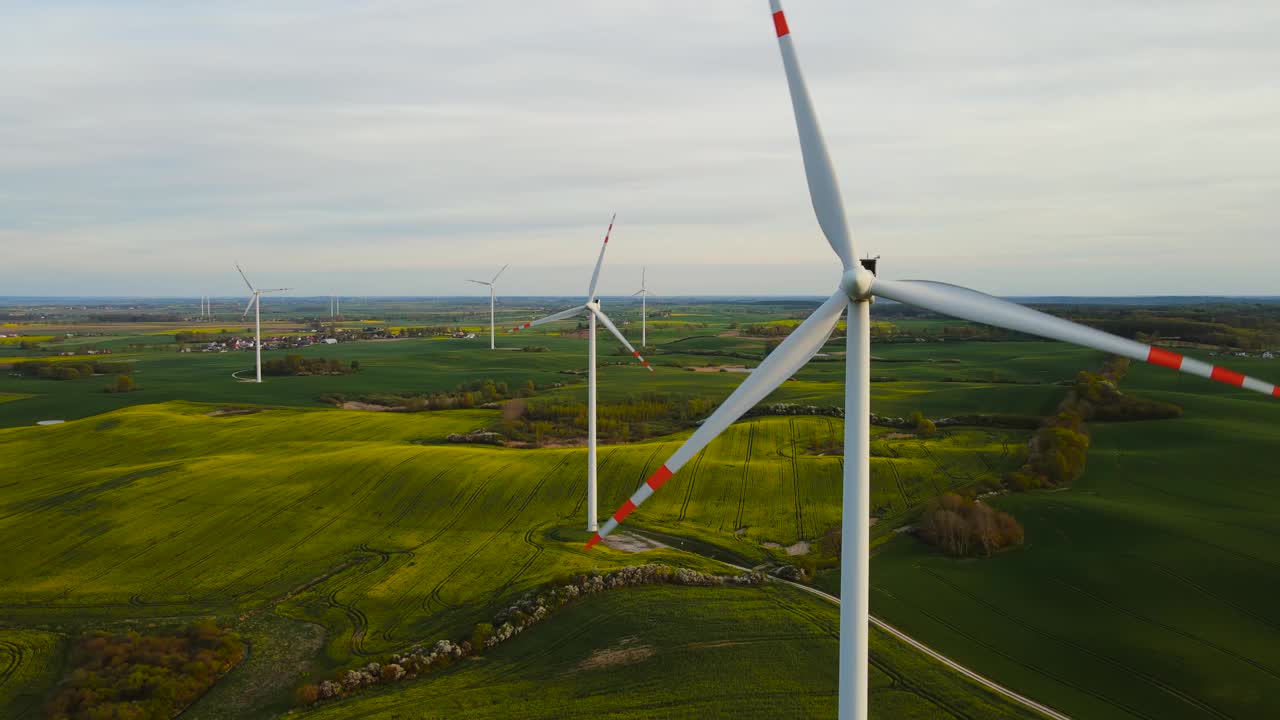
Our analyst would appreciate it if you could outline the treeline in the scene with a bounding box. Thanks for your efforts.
[323,378,540,411]
[1003,356,1180,491]
[1078,315,1279,350]
[501,392,717,444]
[13,359,134,381]
[742,321,800,338]
[45,621,243,720]
[263,354,359,376]
[174,330,235,343]
[918,493,1024,557]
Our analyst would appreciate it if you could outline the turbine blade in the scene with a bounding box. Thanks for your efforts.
[590,306,653,372]
[872,279,1280,398]
[241,294,257,319]
[492,264,509,284]
[586,214,615,300]
[586,289,847,548]
[510,304,587,333]
[466,279,491,286]
[631,289,645,297]
[769,0,855,269]
[234,262,255,291]
[259,288,290,293]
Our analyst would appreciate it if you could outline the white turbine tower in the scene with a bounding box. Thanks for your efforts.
[235,263,290,384]
[631,267,654,348]
[587,3,1280,719]
[512,216,654,531]
[468,265,509,350]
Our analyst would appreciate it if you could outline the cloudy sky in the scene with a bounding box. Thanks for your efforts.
[3,0,1279,297]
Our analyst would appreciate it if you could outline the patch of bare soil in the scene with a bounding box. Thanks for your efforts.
[572,637,655,673]
[718,330,741,337]
[762,541,783,550]
[786,541,810,556]
[686,365,751,373]
[880,432,917,440]
[205,408,265,417]
[602,532,668,553]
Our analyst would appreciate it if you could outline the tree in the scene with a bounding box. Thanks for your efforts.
[295,683,320,705]
[105,375,137,393]
[910,411,936,436]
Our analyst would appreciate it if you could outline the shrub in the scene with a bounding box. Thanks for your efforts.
[105,375,138,394]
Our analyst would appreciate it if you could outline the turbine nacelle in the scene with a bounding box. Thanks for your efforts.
[840,265,876,301]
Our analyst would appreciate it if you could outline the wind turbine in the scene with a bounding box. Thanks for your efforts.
[587,3,1280,719]
[468,264,509,350]
[632,267,654,348]
[512,216,654,531]
[235,263,290,384]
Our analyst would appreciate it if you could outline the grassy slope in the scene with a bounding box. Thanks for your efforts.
[872,354,1280,719]
[298,583,1044,720]
[0,401,1028,718]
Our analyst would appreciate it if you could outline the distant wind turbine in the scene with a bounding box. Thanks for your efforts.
[587,3,1280,720]
[512,216,653,531]
[631,267,654,347]
[467,264,509,350]
[235,263,290,384]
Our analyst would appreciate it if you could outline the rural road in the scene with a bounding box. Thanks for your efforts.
[715,555,1071,720]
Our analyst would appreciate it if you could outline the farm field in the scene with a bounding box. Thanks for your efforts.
[0,629,64,719]
[871,356,1280,719]
[0,401,1028,717]
[297,583,1045,720]
[0,295,1097,428]
[4,297,1279,718]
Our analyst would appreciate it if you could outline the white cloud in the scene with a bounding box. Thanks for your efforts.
[2,0,1278,296]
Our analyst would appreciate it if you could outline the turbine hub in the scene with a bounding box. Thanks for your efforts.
[840,265,875,301]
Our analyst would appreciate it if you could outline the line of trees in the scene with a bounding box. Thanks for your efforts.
[263,354,359,376]
[1003,356,1180,491]
[45,621,244,720]
[322,378,540,412]
[501,392,718,444]
[13,359,134,381]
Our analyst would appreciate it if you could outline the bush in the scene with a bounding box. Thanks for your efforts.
[105,375,138,394]
[911,410,936,436]
[44,622,244,720]
[471,623,494,653]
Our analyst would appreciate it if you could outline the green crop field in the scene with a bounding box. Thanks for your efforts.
[0,629,65,718]
[5,296,1279,718]
[871,355,1280,719]
[0,401,1029,717]
[297,583,1044,720]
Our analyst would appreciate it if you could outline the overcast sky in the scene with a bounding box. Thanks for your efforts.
[3,0,1278,298]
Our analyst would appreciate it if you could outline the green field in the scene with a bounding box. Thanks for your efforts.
[871,356,1280,719]
[297,583,1043,720]
[0,629,64,718]
[5,297,1280,718]
[0,401,1028,717]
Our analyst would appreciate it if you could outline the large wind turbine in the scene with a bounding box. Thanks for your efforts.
[468,264,509,350]
[235,263,290,384]
[512,216,654,531]
[587,3,1280,719]
[632,267,653,347]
